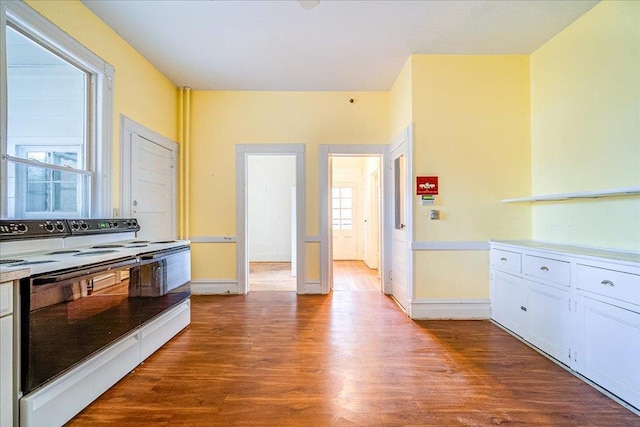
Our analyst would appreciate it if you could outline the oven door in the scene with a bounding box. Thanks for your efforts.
[20,257,140,394]
[136,246,191,325]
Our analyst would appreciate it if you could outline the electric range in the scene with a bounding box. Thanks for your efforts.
[0,218,189,275]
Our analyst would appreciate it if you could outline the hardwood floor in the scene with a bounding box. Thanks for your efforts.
[69,292,639,426]
[333,260,380,292]
[249,262,296,291]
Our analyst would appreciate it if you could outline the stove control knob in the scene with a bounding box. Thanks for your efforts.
[81,223,89,230]
[56,223,65,231]
[45,223,55,232]
[17,223,27,233]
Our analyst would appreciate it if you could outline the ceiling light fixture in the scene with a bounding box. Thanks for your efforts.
[297,0,320,11]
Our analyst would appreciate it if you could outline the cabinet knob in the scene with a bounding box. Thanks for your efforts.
[520,306,527,312]
[500,257,507,261]
[600,280,615,287]
[540,266,549,271]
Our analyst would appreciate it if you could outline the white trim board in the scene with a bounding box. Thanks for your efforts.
[189,236,237,243]
[191,279,239,295]
[410,298,491,320]
[412,241,489,251]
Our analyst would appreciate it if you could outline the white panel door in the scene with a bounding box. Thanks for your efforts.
[332,185,357,260]
[130,134,175,241]
[363,171,380,269]
[391,145,407,309]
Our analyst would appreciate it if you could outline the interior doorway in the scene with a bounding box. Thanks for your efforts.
[247,154,296,291]
[331,155,382,292]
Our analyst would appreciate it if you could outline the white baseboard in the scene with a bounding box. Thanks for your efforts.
[300,281,324,294]
[191,279,239,295]
[410,298,490,320]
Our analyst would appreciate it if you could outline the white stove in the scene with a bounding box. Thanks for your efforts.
[0,218,189,275]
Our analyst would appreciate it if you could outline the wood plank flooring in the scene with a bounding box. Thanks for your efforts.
[68,292,639,426]
[333,261,380,292]
[249,262,296,291]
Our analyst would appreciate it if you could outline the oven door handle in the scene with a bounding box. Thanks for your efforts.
[32,257,139,284]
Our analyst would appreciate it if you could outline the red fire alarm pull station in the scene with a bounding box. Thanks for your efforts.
[416,176,438,195]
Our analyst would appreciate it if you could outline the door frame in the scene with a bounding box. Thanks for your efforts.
[119,115,178,238]
[319,144,388,294]
[236,144,305,294]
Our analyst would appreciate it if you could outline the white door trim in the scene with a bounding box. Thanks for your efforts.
[236,144,305,294]
[119,115,178,238]
[319,144,388,295]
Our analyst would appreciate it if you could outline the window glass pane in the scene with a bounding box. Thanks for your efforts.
[341,198,352,209]
[341,220,352,229]
[332,220,340,230]
[341,209,352,219]
[332,188,340,198]
[6,27,87,167]
[332,198,341,209]
[13,162,87,218]
[340,188,352,198]
[332,209,341,220]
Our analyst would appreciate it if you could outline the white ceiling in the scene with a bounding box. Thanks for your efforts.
[81,0,599,91]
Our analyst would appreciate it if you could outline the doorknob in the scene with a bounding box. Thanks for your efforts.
[400,223,405,229]
[132,200,138,206]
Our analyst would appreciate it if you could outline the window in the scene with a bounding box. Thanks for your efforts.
[332,187,353,230]
[1,1,114,219]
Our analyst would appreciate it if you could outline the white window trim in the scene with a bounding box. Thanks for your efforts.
[0,0,114,218]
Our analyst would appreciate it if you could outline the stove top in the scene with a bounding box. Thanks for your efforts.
[0,218,189,275]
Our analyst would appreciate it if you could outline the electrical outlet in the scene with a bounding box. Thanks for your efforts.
[429,210,440,220]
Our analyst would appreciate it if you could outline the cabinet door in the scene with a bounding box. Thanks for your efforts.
[576,295,640,409]
[1,314,13,427]
[526,280,570,365]
[491,271,526,337]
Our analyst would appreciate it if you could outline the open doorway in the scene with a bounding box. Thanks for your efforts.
[331,156,382,292]
[247,154,296,291]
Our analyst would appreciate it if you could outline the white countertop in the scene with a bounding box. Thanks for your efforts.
[490,240,640,264]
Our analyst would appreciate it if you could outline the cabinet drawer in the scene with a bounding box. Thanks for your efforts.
[0,281,13,317]
[490,249,521,273]
[524,255,570,286]
[576,264,640,306]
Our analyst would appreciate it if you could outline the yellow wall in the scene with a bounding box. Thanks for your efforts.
[530,0,640,251]
[26,0,179,207]
[410,55,532,299]
[389,57,413,139]
[189,91,388,282]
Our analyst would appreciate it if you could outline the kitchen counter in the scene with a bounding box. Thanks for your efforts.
[0,267,30,282]
[490,240,640,264]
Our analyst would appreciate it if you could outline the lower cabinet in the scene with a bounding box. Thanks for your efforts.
[491,271,570,364]
[575,295,640,409]
[1,280,14,427]
[490,241,640,412]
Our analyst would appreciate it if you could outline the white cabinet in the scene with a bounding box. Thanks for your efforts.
[490,241,640,411]
[490,270,570,364]
[0,280,13,427]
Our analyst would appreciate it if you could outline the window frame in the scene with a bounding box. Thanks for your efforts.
[0,0,114,219]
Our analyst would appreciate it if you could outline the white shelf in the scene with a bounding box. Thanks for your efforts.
[502,186,640,203]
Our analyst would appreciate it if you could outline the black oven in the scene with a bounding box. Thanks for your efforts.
[19,247,190,394]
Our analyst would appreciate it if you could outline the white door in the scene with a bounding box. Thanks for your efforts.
[332,185,357,260]
[390,145,407,309]
[363,170,380,269]
[130,134,176,241]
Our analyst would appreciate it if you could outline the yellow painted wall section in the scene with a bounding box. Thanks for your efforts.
[530,0,640,251]
[26,0,179,206]
[189,91,388,281]
[389,57,413,139]
[409,55,531,299]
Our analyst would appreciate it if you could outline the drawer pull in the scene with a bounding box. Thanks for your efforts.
[600,280,615,287]
[540,266,549,271]
[500,257,507,261]
[520,306,527,312]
